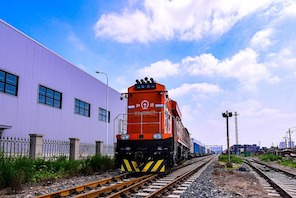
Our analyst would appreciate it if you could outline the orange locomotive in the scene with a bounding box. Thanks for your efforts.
[115,78,191,172]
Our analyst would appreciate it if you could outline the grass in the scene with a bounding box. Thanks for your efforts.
[0,153,115,191]
[279,158,296,168]
[218,154,243,164]
[258,153,282,162]
[258,153,296,169]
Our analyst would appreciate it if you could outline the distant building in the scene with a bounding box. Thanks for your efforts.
[208,145,223,154]
[288,141,295,148]
[279,142,287,149]
[0,20,126,148]
[230,144,259,154]
[279,141,295,149]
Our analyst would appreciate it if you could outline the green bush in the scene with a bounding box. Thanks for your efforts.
[86,154,115,173]
[0,156,35,191]
[218,154,243,164]
[259,154,282,162]
[279,158,296,168]
[0,154,115,190]
[65,159,83,176]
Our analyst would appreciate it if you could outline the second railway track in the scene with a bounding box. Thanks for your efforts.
[245,159,296,198]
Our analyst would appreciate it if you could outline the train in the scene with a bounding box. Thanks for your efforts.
[114,78,213,173]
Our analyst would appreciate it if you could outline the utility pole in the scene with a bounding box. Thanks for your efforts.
[287,129,293,149]
[222,110,233,167]
[234,112,239,154]
[234,112,239,145]
[287,127,296,149]
[283,136,288,148]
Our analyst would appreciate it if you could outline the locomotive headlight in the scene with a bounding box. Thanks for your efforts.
[153,133,162,139]
[121,134,130,140]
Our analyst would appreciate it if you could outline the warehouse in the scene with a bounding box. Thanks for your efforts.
[0,19,126,149]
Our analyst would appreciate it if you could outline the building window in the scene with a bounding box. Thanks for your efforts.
[75,98,90,117]
[0,69,19,96]
[99,107,110,123]
[38,85,62,109]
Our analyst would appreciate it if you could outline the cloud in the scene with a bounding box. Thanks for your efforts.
[93,0,273,43]
[67,31,86,51]
[250,28,274,50]
[169,83,222,99]
[137,60,180,79]
[137,47,279,91]
[182,54,219,76]
[267,48,296,70]
[183,48,277,90]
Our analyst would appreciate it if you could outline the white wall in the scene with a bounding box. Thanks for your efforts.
[0,20,127,144]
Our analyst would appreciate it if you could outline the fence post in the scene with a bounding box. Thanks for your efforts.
[29,134,43,159]
[96,141,104,155]
[69,138,80,160]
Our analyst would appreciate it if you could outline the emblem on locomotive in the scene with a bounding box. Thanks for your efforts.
[141,100,149,110]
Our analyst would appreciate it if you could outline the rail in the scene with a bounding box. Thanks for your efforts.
[244,159,295,198]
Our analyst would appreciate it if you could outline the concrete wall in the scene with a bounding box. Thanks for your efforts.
[0,20,127,144]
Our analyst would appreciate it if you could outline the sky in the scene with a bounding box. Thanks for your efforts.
[1,0,296,148]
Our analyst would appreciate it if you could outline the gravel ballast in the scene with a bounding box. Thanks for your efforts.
[181,161,232,198]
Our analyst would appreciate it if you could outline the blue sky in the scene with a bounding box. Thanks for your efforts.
[1,0,296,148]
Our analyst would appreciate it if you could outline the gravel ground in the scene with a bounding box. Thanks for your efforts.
[180,160,232,198]
[181,159,273,198]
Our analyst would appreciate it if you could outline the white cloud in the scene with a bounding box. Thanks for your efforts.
[267,48,296,69]
[93,0,273,43]
[183,48,277,90]
[137,60,180,79]
[169,83,222,99]
[250,28,274,50]
[182,54,218,76]
[280,1,296,17]
[139,48,279,91]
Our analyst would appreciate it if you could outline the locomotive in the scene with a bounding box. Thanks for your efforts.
[114,78,191,172]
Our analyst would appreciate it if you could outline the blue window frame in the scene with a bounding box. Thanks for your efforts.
[38,85,62,109]
[99,107,110,123]
[75,98,90,117]
[0,69,19,96]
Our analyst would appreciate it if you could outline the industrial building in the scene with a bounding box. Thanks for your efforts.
[0,19,126,147]
[230,144,259,155]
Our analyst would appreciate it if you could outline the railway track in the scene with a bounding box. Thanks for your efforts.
[245,159,296,198]
[132,155,216,198]
[36,155,215,198]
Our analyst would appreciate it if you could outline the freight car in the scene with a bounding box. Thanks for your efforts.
[190,138,215,156]
[114,78,191,172]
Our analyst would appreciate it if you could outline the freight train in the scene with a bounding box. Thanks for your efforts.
[114,78,211,173]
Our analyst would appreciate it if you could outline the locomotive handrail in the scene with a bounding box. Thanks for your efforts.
[113,114,127,136]
[114,111,166,135]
